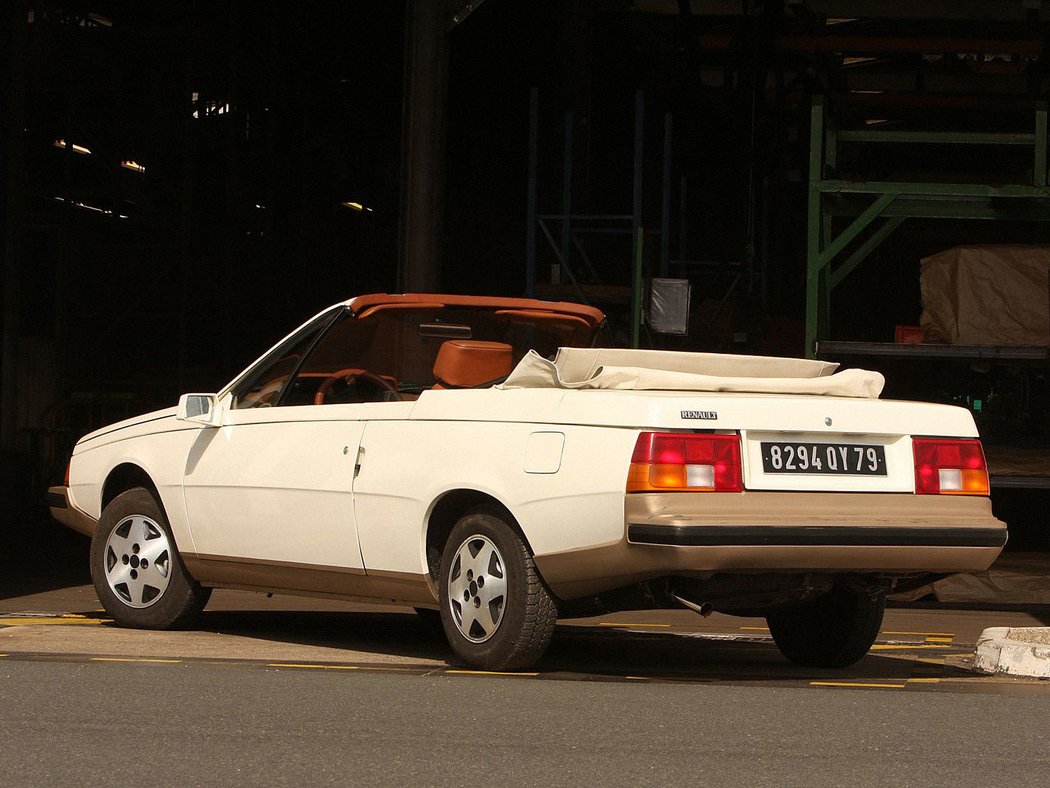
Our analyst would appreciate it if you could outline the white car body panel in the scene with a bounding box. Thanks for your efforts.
[52,295,1006,613]
[182,414,367,570]
[354,417,636,575]
[68,419,201,554]
[66,385,992,574]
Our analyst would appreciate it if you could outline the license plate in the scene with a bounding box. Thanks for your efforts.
[760,442,887,475]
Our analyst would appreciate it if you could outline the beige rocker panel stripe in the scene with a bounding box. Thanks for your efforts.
[183,554,438,607]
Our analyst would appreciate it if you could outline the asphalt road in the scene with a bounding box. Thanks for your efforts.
[3,565,1050,786]
[2,656,1048,787]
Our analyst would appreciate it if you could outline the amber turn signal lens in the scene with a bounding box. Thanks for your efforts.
[912,438,989,495]
[627,433,743,493]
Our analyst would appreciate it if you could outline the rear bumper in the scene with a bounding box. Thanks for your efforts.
[628,524,1007,548]
[535,491,1008,599]
[47,485,98,537]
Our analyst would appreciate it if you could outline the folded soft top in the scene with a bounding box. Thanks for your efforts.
[500,347,884,399]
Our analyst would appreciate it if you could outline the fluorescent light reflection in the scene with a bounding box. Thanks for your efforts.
[53,196,128,219]
[53,139,92,155]
[340,201,374,212]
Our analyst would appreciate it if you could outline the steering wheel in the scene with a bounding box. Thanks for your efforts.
[314,368,401,405]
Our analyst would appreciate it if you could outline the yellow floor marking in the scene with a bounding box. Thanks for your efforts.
[0,653,7,657]
[810,681,906,689]
[268,664,415,673]
[445,669,540,677]
[625,676,650,681]
[597,622,671,628]
[0,617,110,626]
[907,678,941,684]
[91,657,182,664]
[924,636,954,644]
[882,631,955,637]
[870,644,952,651]
[740,627,770,632]
[355,666,416,672]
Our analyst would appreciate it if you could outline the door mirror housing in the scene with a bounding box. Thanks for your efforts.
[176,393,222,427]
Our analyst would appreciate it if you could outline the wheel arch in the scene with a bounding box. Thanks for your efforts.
[424,489,534,581]
[101,463,162,513]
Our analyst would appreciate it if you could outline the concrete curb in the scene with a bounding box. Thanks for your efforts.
[973,627,1050,678]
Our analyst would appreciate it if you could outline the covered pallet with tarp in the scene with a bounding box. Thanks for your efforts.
[921,245,1050,346]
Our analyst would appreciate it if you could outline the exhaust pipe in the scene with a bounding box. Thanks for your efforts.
[672,593,713,617]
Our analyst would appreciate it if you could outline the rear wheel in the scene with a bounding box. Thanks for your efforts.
[438,510,557,671]
[90,488,211,629]
[766,587,885,668]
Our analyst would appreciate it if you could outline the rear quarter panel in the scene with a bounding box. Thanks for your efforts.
[353,418,639,576]
[356,387,982,577]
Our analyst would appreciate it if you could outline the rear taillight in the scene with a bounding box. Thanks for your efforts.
[627,432,743,493]
[912,438,989,495]
[64,459,70,487]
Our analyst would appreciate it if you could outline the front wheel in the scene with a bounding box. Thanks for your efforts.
[90,487,211,630]
[438,510,557,671]
[766,587,885,668]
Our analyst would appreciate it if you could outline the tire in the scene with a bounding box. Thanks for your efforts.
[766,587,885,668]
[90,487,211,630]
[438,510,557,671]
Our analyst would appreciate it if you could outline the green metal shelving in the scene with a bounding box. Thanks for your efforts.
[805,96,1050,356]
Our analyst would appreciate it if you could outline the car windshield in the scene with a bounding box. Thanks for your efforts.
[307,305,599,395]
[230,302,605,409]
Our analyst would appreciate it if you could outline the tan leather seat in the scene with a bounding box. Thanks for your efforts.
[432,340,513,389]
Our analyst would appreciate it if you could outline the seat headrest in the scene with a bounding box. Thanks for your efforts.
[432,340,513,389]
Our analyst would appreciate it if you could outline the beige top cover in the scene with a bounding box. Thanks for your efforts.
[921,245,1050,346]
[501,347,885,398]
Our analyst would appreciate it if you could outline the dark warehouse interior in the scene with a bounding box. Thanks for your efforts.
[3,0,1050,588]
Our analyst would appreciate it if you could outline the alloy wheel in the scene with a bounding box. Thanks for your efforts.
[447,534,507,643]
[103,515,172,608]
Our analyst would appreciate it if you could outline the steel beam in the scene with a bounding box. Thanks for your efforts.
[829,217,905,290]
[806,92,1050,360]
[817,192,899,269]
[660,112,672,277]
[694,32,1043,56]
[526,88,538,297]
[838,130,1037,146]
[805,97,825,357]
[826,197,1050,222]
[2,0,28,452]
[817,180,1050,198]
[398,0,451,293]
[561,111,574,283]
[1036,103,1048,188]
[631,90,644,348]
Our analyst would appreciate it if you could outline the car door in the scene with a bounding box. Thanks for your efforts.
[182,408,367,573]
[181,308,369,578]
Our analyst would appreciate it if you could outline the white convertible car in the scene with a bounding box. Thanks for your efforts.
[49,293,1006,670]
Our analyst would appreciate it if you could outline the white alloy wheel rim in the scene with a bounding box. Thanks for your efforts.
[103,515,173,608]
[447,534,508,643]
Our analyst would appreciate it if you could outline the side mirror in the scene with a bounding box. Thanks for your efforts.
[176,393,223,427]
